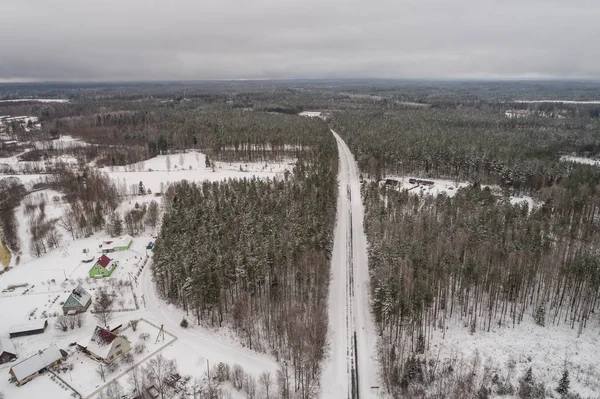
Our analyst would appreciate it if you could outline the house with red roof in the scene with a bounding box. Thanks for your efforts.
[89,254,118,278]
[78,326,131,364]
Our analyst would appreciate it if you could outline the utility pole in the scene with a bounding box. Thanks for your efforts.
[63,269,67,281]
[155,324,165,344]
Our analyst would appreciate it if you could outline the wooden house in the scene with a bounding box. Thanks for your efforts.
[9,344,64,386]
[0,338,17,365]
[78,326,131,364]
[62,285,92,315]
[89,255,118,279]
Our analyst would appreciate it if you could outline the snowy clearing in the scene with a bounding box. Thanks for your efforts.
[513,100,600,104]
[383,175,539,209]
[0,99,69,103]
[561,155,600,166]
[430,314,600,398]
[298,111,323,118]
[102,151,294,194]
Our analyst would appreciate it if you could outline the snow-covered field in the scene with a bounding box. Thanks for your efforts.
[0,99,69,103]
[430,315,600,398]
[383,175,538,209]
[103,151,294,194]
[514,100,600,104]
[298,111,323,118]
[561,155,600,166]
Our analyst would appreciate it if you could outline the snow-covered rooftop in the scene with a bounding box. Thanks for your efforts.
[83,326,119,360]
[0,338,16,355]
[9,319,48,334]
[10,344,62,382]
[65,285,91,308]
[99,235,132,251]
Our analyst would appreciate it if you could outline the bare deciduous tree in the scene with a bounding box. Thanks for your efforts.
[93,288,114,326]
[134,342,146,354]
[144,354,178,399]
[96,364,106,382]
[121,352,134,365]
[75,313,85,328]
[259,372,273,399]
[59,205,79,240]
[55,315,69,332]
[128,367,145,396]
[145,201,159,229]
[129,319,139,331]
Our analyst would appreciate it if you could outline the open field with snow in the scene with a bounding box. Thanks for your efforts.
[0,99,69,103]
[102,151,293,193]
[430,314,600,398]
[514,100,600,104]
[561,155,600,166]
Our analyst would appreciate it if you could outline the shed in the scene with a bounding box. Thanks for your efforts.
[0,338,17,364]
[9,320,48,338]
[9,344,64,386]
[62,285,92,315]
[99,235,133,253]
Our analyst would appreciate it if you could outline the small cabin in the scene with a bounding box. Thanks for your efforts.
[0,338,17,365]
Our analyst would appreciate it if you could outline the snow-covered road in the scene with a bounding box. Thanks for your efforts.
[321,130,381,398]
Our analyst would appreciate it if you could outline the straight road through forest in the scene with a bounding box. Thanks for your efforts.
[321,129,380,398]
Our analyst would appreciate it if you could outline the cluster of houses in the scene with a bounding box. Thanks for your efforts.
[4,323,133,387]
[88,235,133,279]
[1,236,137,388]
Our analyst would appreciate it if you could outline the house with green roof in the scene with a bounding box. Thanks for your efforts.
[62,285,92,315]
[89,255,118,279]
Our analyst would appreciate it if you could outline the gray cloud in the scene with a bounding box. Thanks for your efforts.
[1,0,599,81]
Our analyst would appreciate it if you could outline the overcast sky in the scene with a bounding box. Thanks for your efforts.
[1,0,600,81]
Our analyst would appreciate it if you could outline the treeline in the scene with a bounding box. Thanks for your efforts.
[363,176,600,396]
[0,177,27,255]
[332,107,600,194]
[152,132,337,397]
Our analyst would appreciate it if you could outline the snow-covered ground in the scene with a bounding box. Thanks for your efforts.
[0,99,69,103]
[383,175,538,209]
[320,129,382,398]
[0,115,41,131]
[298,111,323,118]
[0,136,88,173]
[0,150,290,398]
[103,151,294,194]
[430,314,600,398]
[513,100,600,104]
[561,155,600,166]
